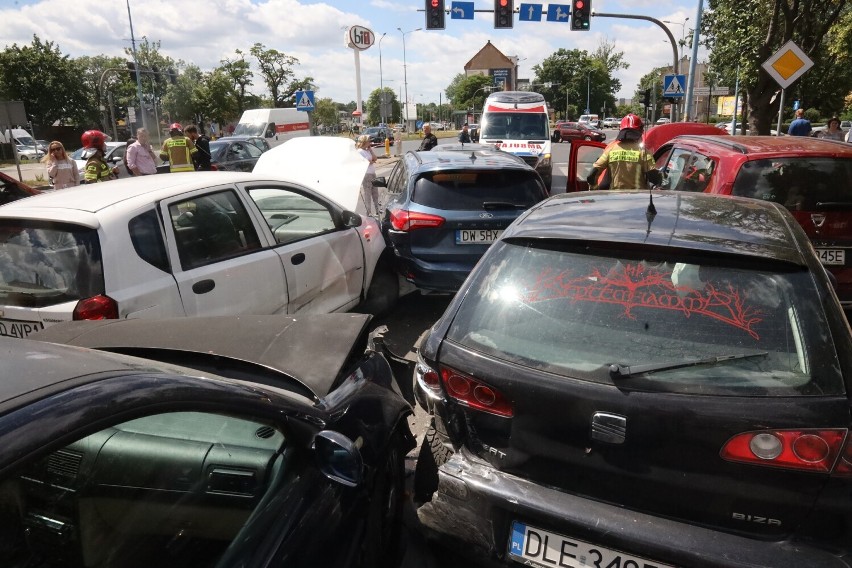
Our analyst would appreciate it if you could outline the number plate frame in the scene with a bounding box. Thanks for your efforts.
[456,229,503,245]
[0,318,44,339]
[815,248,845,266]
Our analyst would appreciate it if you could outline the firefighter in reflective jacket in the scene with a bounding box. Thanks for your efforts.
[160,123,197,173]
[586,114,660,190]
[80,130,119,183]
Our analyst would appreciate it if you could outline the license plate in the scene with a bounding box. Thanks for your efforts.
[816,248,845,266]
[0,318,44,339]
[456,229,502,244]
[509,521,675,568]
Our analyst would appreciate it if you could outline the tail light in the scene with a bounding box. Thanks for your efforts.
[721,429,848,473]
[389,209,445,232]
[210,164,219,171]
[440,365,513,417]
[73,295,119,320]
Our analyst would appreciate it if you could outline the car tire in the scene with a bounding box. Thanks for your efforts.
[413,419,453,504]
[361,431,406,568]
[358,260,399,317]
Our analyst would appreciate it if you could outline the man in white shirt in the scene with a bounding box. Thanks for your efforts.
[126,128,159,175]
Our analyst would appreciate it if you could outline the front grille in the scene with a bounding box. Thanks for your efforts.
[521,156,539,167]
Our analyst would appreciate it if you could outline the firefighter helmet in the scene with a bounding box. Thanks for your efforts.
[169,122,183,134]
[620,114,643,130]
[81,130,107,150]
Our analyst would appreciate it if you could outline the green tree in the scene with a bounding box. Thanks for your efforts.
[452,75,493,115]
[532,49,609,119]
[313,97,339,131]
[444,73,466,104]
[702,0,850,133]
[249,43,300,108]
[591,39,627,112]
[0,35,87,128]
[220,52,254,115]
[123,38,178,126]
[367,87,397,124]
[76,54,135,130]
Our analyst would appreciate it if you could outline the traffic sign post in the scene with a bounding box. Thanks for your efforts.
[663,74,686,98]
[761,40,814,135]
[294,90,315,112]
[450,1,474,19]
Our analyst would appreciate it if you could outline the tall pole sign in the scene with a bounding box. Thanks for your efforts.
[344,26,375,127]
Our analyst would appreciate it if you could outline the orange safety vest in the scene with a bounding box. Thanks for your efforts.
[161,136,197,172]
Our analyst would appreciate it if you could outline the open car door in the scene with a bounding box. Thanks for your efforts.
[566,139,606,193]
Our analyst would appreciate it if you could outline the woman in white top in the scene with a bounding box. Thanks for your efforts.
[41,141,80,189]
[356,134,380,216]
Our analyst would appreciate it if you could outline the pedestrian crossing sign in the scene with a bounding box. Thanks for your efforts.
[663,75,686,98]
[295,90,315,111]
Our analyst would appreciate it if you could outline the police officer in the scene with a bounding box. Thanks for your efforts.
[586,114,660,190]
[159,123,197,173]
[80,130,119,183]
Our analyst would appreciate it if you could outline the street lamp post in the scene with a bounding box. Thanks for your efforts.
[126,0,147,133]
[471,85,493,124]
[397,27,421,130]
[378,32,387,125]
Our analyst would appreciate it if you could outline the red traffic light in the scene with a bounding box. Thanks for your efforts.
[575,0,584,7]
[432,0,439,6]
[500,0,508,5]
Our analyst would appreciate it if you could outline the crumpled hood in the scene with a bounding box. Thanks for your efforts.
[253,136,369,213]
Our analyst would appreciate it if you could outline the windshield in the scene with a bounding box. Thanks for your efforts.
[480,112,549,140]
[232,122,267,137]
[446,241,842,396]
[0,220,105,308]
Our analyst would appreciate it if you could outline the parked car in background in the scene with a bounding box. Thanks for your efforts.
[71,141,128,178]
[14,144,43,161]
[375,148,549,293]
[429,122,447,131]
[656,117,671,124]
[0,137,399,339]
[216,134,272,153]
[0,314,413,568]
[414,190,852,568]
[602,116,620,128]
[35,139,49,153]
[363,126,394,147]
[552,121,606,143]
[208,138,266,171]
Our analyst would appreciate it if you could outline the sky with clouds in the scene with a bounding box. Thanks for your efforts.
[0,0,706,108]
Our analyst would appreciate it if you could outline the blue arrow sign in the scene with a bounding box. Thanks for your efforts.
[663,75,685,98]
[295,90,315,111]
[546,4,570,22]
[451,1,474,19]
[518,3,543,21]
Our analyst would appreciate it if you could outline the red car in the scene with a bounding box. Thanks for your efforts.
[552,121,606,143]
[567,134,852,308]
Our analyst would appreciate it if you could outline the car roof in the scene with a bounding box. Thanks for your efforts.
[505,190,807,265]
[667,135,852,157]
[643,123,731,153]
[406,149,533,171]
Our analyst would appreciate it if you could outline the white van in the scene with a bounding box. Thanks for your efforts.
[231,108,311,147]
[578,114,601,128]
[478,91,553,189]
[0,128,38,147]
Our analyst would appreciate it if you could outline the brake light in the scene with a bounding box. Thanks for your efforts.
[833,437,852,477]
[440,365,513,417]
[721,429,847,473]
[73,295,119,320]
[389,209,445,232]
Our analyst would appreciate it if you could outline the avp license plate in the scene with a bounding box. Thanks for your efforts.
[0,318,44,339]
[816,248,845,266]
[509,521,675,568]
[456,229,502,244]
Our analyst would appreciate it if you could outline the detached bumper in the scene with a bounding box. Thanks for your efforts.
[418,450,851,568]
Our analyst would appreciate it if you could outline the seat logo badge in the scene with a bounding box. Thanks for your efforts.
[479,212,494,219]
[811,213,826,228]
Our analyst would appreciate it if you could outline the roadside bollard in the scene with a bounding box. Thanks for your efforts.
[385,137,391,158]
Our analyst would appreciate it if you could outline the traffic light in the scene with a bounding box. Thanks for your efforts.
[571,0,591,30]
[642,89,651,107]
[494,0,513,29]
[126,61,138,82]
[425,0,445,30]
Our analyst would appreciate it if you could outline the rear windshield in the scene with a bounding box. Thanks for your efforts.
[732,157,852,209]
[412,170,545,211]
[446,240,843,396]
[480,112,549,140]
[0,220,104,308]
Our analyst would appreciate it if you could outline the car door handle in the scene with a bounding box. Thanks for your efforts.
[590,412,627,444]
[291,253,306,266]
[192,279,216,294]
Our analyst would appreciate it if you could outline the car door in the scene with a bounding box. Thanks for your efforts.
[160,186,289,317]
[566,139,607,193]
[241,182,364,314]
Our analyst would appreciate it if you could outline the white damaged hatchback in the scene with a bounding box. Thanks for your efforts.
[0,137,398,338]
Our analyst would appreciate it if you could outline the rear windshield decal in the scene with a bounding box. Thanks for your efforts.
[525,263,763,339]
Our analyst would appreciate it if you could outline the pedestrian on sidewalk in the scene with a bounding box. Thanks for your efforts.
[356,135,381,216]
[787,109,811,137]
[42,141,80,189]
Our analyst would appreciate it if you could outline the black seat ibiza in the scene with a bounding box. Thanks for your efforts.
[414,190,852,568]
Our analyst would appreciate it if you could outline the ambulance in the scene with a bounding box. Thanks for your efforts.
[479,91,553,189]
[231,108,311,147]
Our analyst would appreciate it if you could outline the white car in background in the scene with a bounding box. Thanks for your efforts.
[602,117,620,128]
[70,141,128,178]
[15,145,43,161]
[0,137,398,339]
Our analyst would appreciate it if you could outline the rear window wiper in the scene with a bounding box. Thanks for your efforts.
[482,201,529,210]
[609,351,769,378]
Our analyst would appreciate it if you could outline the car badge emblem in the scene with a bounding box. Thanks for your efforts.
[479,212,494,219]
[811,213,826,228]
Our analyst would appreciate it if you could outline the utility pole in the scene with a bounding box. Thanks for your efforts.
[126,0,147,133]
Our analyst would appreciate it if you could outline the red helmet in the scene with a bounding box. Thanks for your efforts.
[169,122,183,133]
[81,129,107,150]
[620,114,643,130]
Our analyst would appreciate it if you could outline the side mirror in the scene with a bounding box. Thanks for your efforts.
[312,431,363,487]
[341,210,362,227]
[372,176,388,188]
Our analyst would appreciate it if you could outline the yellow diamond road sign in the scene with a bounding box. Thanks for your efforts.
[762,40,814,89]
